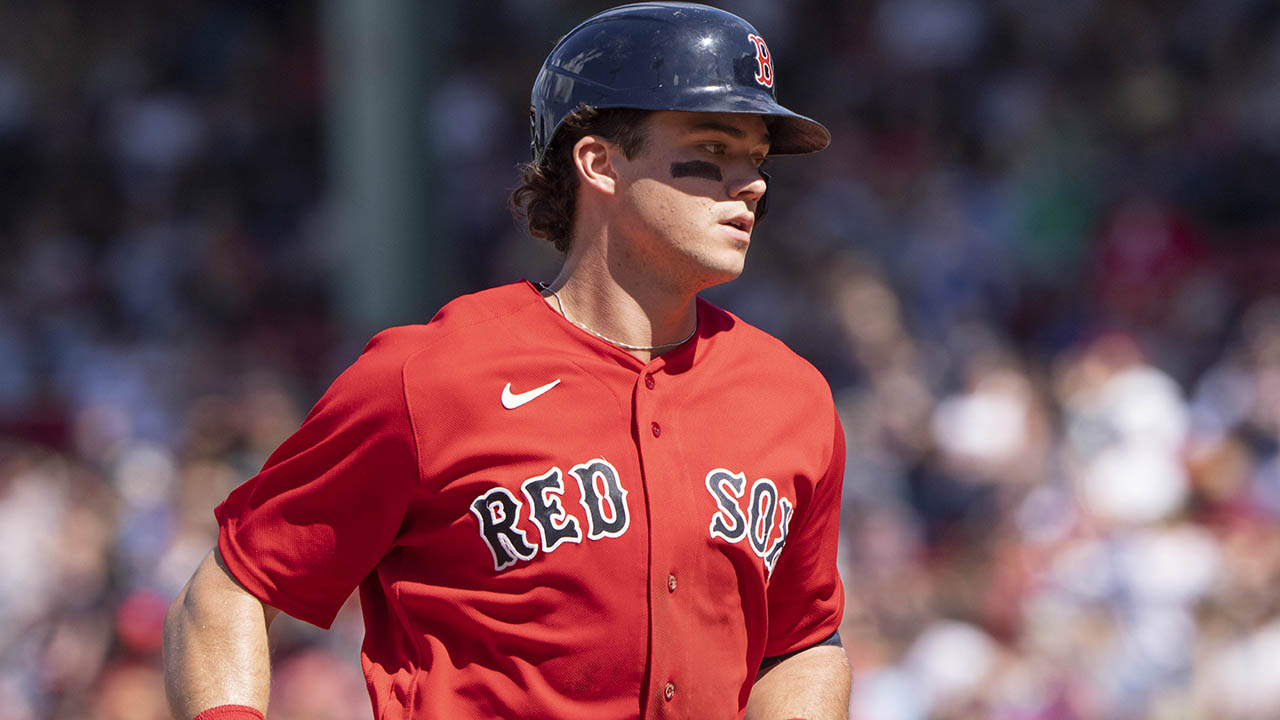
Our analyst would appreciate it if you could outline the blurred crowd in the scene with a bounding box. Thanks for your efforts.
[3,0,1280,718]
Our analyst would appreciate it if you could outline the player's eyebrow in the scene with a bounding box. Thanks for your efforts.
[686,121,771,147]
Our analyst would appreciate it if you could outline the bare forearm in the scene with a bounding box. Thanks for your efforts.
[746,644,851,720]
[163,549,279,720]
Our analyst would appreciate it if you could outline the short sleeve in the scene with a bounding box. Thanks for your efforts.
[215,331,420,629]
[763,405,846,657]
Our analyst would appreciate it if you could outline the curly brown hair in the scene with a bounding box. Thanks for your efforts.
[510,106,652,253]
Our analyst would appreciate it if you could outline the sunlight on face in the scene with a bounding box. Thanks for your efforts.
[607,111,771,294]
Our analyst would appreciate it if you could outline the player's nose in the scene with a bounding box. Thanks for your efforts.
[729,167,767,206]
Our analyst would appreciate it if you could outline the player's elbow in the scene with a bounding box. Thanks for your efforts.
[163,548,281,717]
[163,555,211,651]
[162,569,202,716]
[161,583,185,652]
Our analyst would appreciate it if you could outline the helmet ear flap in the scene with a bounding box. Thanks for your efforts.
[754,169,770,223]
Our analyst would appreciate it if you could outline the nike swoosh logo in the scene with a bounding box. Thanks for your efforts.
[502,379,561,409]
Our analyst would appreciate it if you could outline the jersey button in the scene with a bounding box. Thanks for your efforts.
[644,373,656,390]
[651,422,661,437]
[664,682,675,701]
[667,574,677,593]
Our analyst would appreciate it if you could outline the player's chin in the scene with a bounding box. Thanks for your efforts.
[696,253,748,287]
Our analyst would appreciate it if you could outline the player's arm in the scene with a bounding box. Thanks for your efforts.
[163,547,281,720]
[748,403,850,719]
[746,638,851,720]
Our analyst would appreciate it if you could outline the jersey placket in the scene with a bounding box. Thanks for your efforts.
[632,359,702,718]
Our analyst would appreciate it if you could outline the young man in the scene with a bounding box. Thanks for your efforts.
[164,3,850,719]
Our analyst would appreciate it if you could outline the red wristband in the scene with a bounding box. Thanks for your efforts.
[192,705,264,720]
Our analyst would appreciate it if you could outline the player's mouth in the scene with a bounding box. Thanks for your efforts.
[721,213,755,239]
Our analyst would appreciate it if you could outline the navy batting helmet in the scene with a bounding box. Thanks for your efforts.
[529,2,830,163]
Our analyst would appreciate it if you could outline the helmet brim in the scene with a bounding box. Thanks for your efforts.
[770,114,831,156]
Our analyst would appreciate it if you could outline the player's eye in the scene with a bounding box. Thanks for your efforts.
[699,142,726,155]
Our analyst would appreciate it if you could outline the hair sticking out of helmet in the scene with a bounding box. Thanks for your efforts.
[511,105,654,252]
[528,2,829,164]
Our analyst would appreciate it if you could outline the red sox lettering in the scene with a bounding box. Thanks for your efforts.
[705,468,794,577]
[520,467,583,553]
[570,458,631,540]
[470,460,795,574]
[470,457,631,571]
[469,487,539,571]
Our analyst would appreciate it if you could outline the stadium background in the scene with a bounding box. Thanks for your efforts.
[3,0,1280,718]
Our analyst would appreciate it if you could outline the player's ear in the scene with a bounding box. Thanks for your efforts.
[572,134,619,196]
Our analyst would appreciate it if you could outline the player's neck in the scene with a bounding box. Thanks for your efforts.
[543,255,698,362]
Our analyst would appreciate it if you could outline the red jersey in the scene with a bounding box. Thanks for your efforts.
[216,281,845,719]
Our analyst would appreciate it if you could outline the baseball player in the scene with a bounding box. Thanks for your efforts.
[163,3,849,719]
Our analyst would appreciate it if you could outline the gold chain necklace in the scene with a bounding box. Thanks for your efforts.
[549,289,697,352]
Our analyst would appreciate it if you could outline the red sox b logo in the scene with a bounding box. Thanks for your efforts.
[747,34,774,88]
